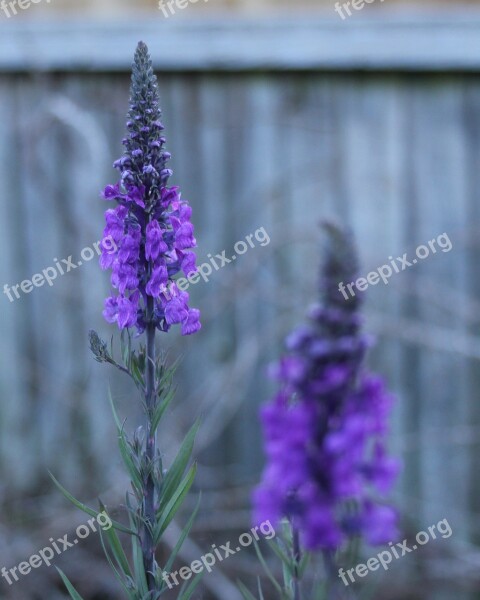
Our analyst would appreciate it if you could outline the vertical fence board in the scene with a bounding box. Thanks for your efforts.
[0,29,479,572]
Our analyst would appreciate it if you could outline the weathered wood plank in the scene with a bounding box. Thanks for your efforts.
[3,16,480,72]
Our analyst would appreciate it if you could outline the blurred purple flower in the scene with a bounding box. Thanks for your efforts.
[254,224,400,551]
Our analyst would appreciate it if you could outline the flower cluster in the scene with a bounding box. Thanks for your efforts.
[254,224,400,551]
[99,42,200,336]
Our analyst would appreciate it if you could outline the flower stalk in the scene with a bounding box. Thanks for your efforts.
[245,223,400,600]
[143,297,157,590]
[53,41,202,600]
[292,524,302,600]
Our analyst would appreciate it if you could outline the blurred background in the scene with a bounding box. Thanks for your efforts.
[1,0,480,598]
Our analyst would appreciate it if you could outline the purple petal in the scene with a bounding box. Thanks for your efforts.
[181,309,201,336]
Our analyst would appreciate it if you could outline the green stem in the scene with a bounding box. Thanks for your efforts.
[292,524,302,600]
[323,551,342,600]
[143,295,157,591]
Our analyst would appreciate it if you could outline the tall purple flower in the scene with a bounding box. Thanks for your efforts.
[254,223,400,551]
[54,43,203,600]
[99,42,200,336]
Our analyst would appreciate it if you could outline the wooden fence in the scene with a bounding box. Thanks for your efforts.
[0,15,480,598]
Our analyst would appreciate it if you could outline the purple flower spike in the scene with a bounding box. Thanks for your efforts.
[98,43,200,335]
[254,223,400,552]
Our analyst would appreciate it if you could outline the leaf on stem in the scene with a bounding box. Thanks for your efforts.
[48,471,136,536]
[158,421,199,513]
[162,493,202,578]
[154,464,197,544]
[56,568,86,600]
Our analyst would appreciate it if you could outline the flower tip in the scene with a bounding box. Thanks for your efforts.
[135,41,151,58]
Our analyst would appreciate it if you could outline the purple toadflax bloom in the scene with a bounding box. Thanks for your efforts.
[254,223,400,551]
[99,41,200,336]
[55,43,204,599]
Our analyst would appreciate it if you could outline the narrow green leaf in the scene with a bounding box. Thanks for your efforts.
[130,356,145,388]
[98,502,133,577]
[98,528,136,599]
[117,430,143,493]
[155,464,197,543]
[121,328,131,367]
[56,568,86,600]
[159,421,199,513]
[253,540,283,595]
[298,551,310,578]
[137,347,146,373]
[178,572,203,600]
[281,555,292,594]
[270,540,294,576]
[129,511,149,596]
[49,471,100,520]
[257,577,265,600]
[108,390,144,493]
[237,580,258,600]
[150,386,175,433]
[108,387,123,431]
[163,494,201,576]
[49,472,136,536]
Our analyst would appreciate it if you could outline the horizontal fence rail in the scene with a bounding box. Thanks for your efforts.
[2,15,480,72]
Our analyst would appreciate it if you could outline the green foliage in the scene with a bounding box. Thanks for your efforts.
[162,494,201,581]
[56,569,86,600]
[237,521,313,600]
[154,464,197,544]
[238,579,260,600]
[177,572,204,600]
[89,329,147,393]
[237,519,368,600]
[157,422,199,516]
[53,336,200,599]
[49,471,136,536]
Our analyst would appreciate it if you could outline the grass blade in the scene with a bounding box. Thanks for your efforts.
[56,568,85,600]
